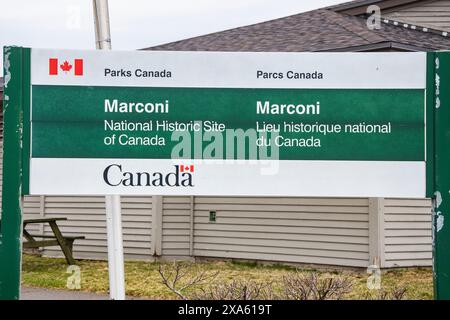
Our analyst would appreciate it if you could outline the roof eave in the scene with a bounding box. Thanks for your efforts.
[330,0,422,15]
[317,41,431,52]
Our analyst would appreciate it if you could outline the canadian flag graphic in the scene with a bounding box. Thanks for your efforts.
[180,165,194,173]
[49,58,83,76]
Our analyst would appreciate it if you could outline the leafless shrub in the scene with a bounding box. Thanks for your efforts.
[282,272,353,300]
[364,286,407,300]
[390,287,407,300]
[158,262,219,300]
[193,279,277,300]
[158,262,409,301]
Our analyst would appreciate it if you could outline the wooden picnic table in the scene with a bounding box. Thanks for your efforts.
[23,217,85,265]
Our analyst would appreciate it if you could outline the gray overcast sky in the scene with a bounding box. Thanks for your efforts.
[0,0,347,75]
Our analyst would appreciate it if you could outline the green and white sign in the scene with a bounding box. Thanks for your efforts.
[26,49,427,197]
[3,47,450,300]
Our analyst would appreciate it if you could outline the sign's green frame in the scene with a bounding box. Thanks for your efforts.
[0,47,30,300]
[429,51,450,300]
[0,46,449,299]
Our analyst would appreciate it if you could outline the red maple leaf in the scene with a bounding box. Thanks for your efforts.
[60,61,72,72]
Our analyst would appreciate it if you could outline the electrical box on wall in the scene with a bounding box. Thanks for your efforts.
[209,211,216,222]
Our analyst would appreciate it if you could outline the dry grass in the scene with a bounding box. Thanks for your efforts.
[21,254,433,300]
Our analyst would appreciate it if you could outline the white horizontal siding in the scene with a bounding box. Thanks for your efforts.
[384,0,450,31]
[161,196,191,257]
[384,198,432,267]
[23,196,153,260]
[193,197,370,267]
[22,196,43,237]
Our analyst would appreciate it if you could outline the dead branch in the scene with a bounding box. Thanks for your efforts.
[158,262,219,300]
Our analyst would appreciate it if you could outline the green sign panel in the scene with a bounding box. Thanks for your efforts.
[32,86,424,161]
[17,49,427,197]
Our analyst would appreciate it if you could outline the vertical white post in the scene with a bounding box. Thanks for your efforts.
[368,197,385,267]
[92,0,125,300]
[105,195,125,300]
[93,0,112,50]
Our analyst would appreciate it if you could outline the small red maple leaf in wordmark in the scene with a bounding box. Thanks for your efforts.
[180,165,194,173]
[60,61,72,72]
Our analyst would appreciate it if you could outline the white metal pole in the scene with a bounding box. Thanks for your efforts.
[92,0,125,300]
[93,0,112,50]
[105,195,125,300]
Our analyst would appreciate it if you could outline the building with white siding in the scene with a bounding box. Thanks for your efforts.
[2,0,450,268]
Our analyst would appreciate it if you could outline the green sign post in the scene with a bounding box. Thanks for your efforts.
[432,52,450,300]
[0,47,449,299]
[0,47,29,300]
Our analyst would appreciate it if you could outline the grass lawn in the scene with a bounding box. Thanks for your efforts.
[21,253,433,300]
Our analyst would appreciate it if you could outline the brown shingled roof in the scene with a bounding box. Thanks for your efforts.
[145,7,450,52]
